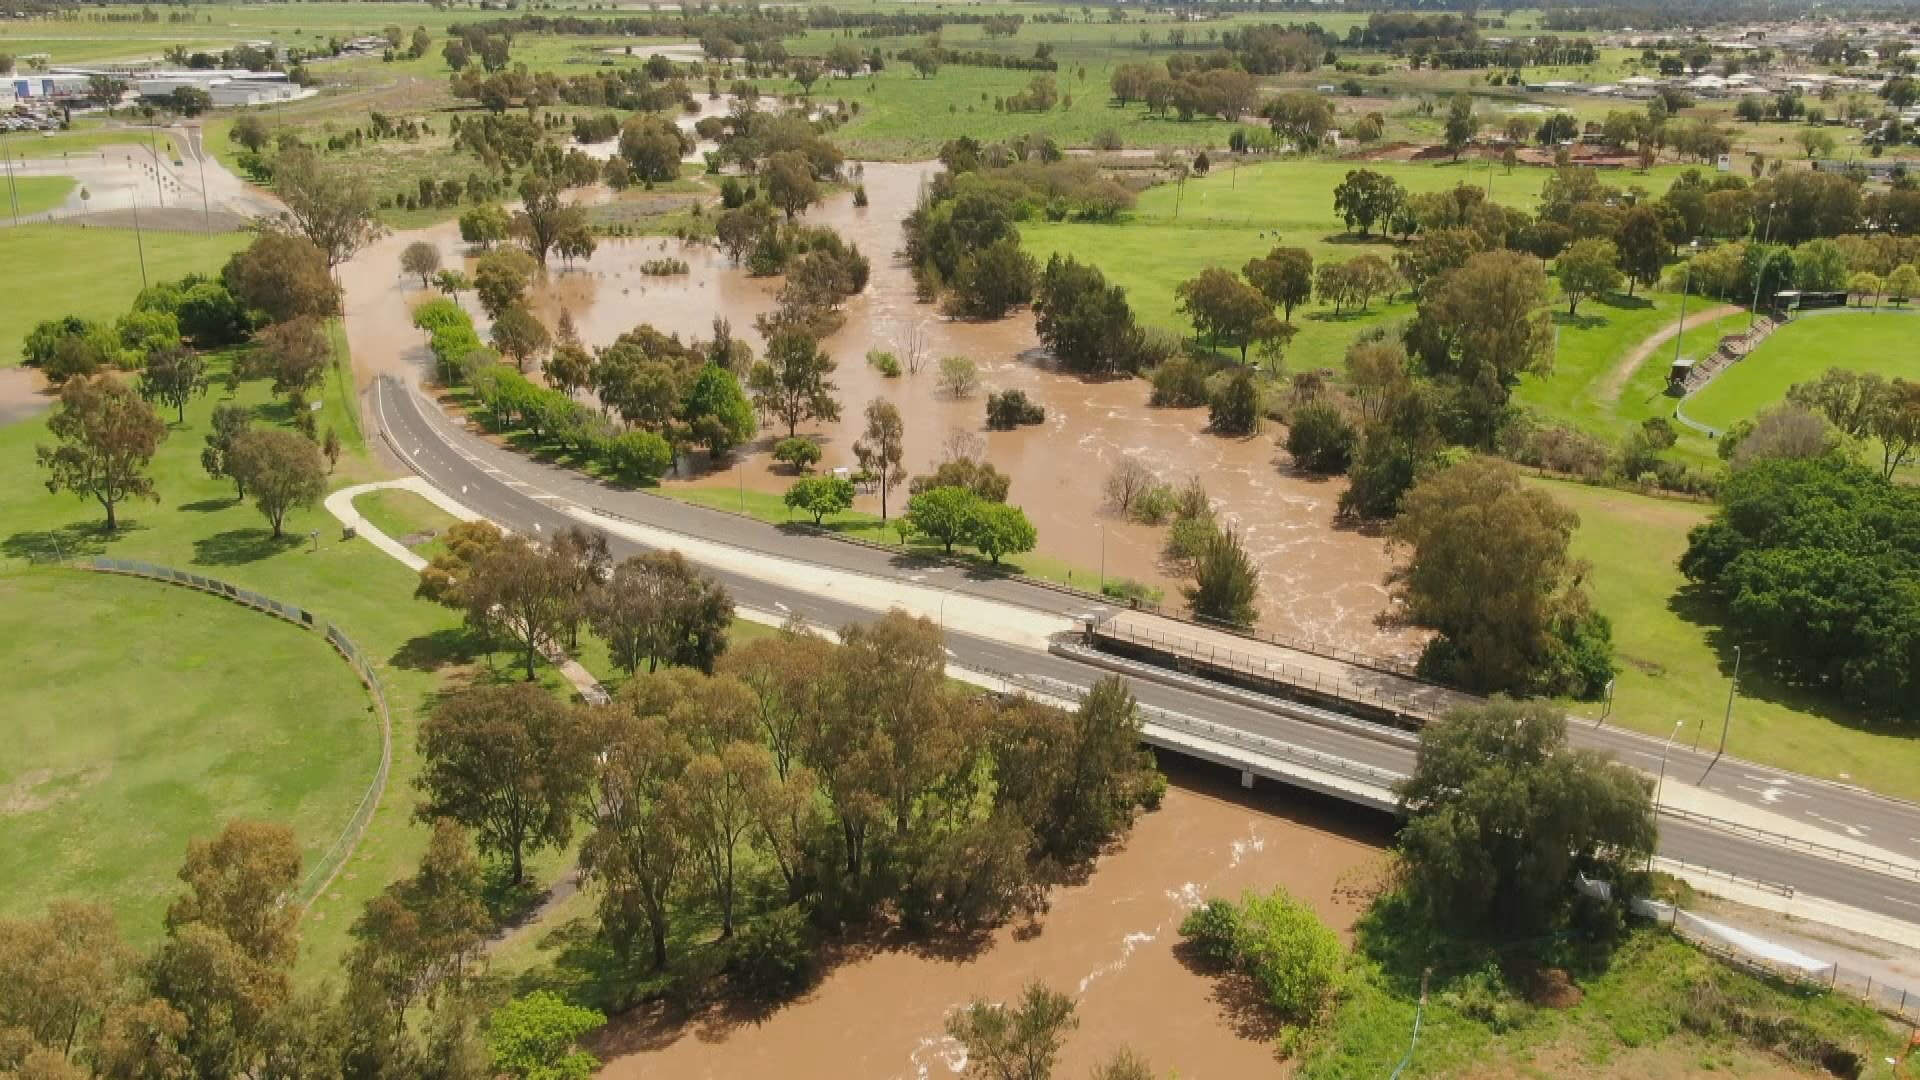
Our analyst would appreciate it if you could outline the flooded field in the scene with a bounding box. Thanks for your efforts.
[340,160,1423,654]
[594,761,1391,1080]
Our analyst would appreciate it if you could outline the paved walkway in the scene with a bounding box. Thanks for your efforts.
[323,478,608,703]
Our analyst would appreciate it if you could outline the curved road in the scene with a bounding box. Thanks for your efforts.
[369,375,1920,923]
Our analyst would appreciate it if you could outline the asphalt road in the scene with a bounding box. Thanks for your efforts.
[370,375,1920,922]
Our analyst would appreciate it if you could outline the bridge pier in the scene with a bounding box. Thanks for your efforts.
[1241,769,1255,790]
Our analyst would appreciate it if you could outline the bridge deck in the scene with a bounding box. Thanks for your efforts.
[1090,612,1479,724]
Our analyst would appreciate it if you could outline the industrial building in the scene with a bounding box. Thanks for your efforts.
[133,70,297,107]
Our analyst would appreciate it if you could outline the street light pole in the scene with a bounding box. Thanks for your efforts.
[1650,718,1684,870]
[1096,522,1106,592]
[1748,201,1777,330]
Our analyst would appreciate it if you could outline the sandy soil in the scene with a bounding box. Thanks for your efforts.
[593,760,1391,1080]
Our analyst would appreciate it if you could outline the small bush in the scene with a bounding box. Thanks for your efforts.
[1166,516,1219,566]
[1101,579,1163,607]
[1129,484,1178,525]
[938,355,981,399]
[772,436,822,472]
[639,257,690,276]
[603,429,673,484]
[985,388,1046,430]
[1179,899,1243,967]
[866,348,901,377]
[1149,356,1211,408]
[727,906,817,1003]
[1286,400,1357,474]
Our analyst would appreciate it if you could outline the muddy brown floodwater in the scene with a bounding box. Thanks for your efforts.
[593,761,1390,1080]
[339,161,1423,653]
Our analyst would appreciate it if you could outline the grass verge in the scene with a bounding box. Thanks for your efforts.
[1537,476,1920,801]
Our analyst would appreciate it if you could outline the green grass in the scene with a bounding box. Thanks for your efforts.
[1536,476,1920,800]
[1683,312,1920,432]
[4,175,76,216]
[1305,928,1901,1078]
[0,224,248,366]
[1515,295,1750,464]
[0,347,470,976]
[352,488,459,563]
[0,568,377,946]
[661,483,1125,597]
[1023,158,1687,378]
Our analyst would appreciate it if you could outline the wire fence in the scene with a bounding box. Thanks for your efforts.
[1653,906,1920,1025]
[81,557,393,910]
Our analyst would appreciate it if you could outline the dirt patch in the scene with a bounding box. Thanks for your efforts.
[0,764,109,817]
[593,761,1390,1079]
[1596,303,1742,404]
[0,366,54,427]
[1525,967,1584,1010]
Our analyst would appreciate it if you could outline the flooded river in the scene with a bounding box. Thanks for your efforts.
[340,160,1421,654]
[593,761,1390,1079]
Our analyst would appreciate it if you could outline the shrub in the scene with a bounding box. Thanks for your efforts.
[603,429,673,484]
[1179,899,1243,967]
[1165,516,1219,566]
[727,906,817,1002]
[866,348,901,377]
[1100,579,1163,607]
[1285,400,1357,474]
[1149,356,1211,407]
[985,388,1046,430]
[938,355,981,399]
[772,436,822,472]
[1129,483,1178,525]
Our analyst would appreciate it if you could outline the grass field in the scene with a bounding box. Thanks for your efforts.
[1,126,187,162]
[0,569,377,945]
[1024,157,1688,377]
[1683,311,1920,431]
[3,175,76,216]
[0,224,248,367]
[1536,476,1920,800]
[0,344,465,975]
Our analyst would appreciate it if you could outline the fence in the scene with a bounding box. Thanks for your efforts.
[1659,908,1920,1025]
[81,557,393,910]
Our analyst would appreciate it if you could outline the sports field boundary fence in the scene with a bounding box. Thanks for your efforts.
[78,557,392,911]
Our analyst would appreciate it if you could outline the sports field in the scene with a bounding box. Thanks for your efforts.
[1683,311,1920,431]
[0,569,377,943]
[2,175,76,217]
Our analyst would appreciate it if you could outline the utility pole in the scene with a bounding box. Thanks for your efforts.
[1748,200,1778,330]
[130,191,149,290]
[1702,645,1742,775]
[194,125,211,234]
[1,128,19,224]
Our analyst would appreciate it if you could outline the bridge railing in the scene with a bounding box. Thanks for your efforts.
[1089,617,1445,724]
[1000,672,1401,795]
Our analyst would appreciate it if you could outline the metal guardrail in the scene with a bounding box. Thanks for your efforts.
[1659,804,1920,884]
[82,557,393,910]
[1001,672,1401,795]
